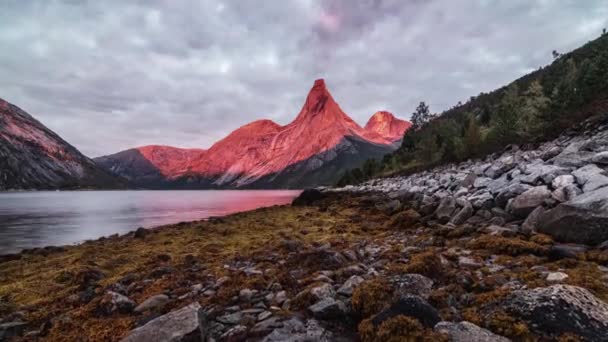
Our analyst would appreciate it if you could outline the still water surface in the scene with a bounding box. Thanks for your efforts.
[0,190,301,254]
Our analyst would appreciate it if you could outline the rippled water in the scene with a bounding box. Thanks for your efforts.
[0,190,301,254]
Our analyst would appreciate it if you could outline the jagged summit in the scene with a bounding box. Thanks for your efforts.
[96,79,411,188]
[365,111,412,142]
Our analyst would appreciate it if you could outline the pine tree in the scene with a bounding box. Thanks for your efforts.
[411,102,431,130]
[464,117,482,157]
[519,80,550,140]
[491,84,521,145]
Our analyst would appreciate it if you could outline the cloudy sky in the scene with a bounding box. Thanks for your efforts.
[0,0,606,157]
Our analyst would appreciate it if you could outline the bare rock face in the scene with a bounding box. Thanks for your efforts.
[505,285,608,341]
[364,111,412,142]
[0,98,122,190]
[434,321,510,342]
[538,186,608,245]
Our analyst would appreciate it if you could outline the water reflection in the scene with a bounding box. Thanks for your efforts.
[0,190,301,254]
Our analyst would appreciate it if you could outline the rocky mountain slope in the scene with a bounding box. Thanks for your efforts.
[95,79,410,189]
[0,98,123,190]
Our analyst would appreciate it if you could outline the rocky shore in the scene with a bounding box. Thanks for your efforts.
[1,119,608,341]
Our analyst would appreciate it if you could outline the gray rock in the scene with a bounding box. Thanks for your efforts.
[458,256,482,268]
[538,186,608,245]
[217,312,243,325]
[307,298,347,320]
[134,294,170,313]
[552,175,575,189]
[583,174,608,192]
[435,196,457,222]
[485,156,516,179]
[495,183,531,208]
[98,291,136,315]
[434,321,510,342]
[546,272,569,283]
[521,206,545,234]
[0,321,28,341]
[592,151,608,164]
[262,318,333,342]
[572,164,605,185]
[450,200,474,225]
[473,177,492,188]
[506,285,608,341]
[507,186,551,218]
[370,295,440,328]
[337,275,364,296]
[376,199,401,214]
[469,192,494,210]
[239,288,255,302]
[120,303,206,342]
[390,274,434,300]
[310,283,335,300]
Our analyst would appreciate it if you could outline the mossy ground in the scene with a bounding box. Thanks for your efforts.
[1,192,607,341]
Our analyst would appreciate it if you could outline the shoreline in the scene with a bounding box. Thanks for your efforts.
[1,191,607,341]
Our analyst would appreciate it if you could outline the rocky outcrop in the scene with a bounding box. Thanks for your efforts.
[505,285,608,340]
[334,119,608,245]
[0,98,123,190]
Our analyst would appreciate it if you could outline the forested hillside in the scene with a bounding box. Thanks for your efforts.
[339,30,608,186]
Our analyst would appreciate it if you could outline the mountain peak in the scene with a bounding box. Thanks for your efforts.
[313,78,326,88]
[365,111,412,142]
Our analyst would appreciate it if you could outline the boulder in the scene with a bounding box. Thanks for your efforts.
[468,192,494,210]
[307,298,347,320]
[376,199,402,215]
[97,291,136,316]
[473,177,492,188]
[120,303,206,342]
[538,187,608,245]
[292,189,325,206]
[507,186,551,218]
[552,175,575,189]
[337,275,364,296]
[591,151,608,164]
[389,274,434,300]
[450,200,474,225]
[506,285,608,340]
[484,156,516,179]
[310,283,335,301]
[521,206,545,235]
[495,184,531,208]
[134,294,170,313]
[434,196,457,222]
[261,318,333,342]
[434,321,510,342]
[572,164,605,185]
[370,295,440,329]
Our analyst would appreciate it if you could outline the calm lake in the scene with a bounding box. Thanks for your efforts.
[0,190,301,254]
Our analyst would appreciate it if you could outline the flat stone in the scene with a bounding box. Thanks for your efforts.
[261,318,333,342]
[217,312,243,325]
[120,303,205,342]
[435,321,510,342]
[450,200,473,225]
[552,175,575,189]
[546,272,569,283]
[134,294,169,313]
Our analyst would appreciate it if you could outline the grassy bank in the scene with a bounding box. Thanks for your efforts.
[1,193,607,341]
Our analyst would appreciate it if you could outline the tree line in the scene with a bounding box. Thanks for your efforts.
[338,30,608,187]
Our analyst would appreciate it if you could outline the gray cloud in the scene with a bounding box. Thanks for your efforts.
[0,0,606,157]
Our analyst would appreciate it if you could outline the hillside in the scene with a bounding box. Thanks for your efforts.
[0,98,124,190]
[340,31,608,186]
